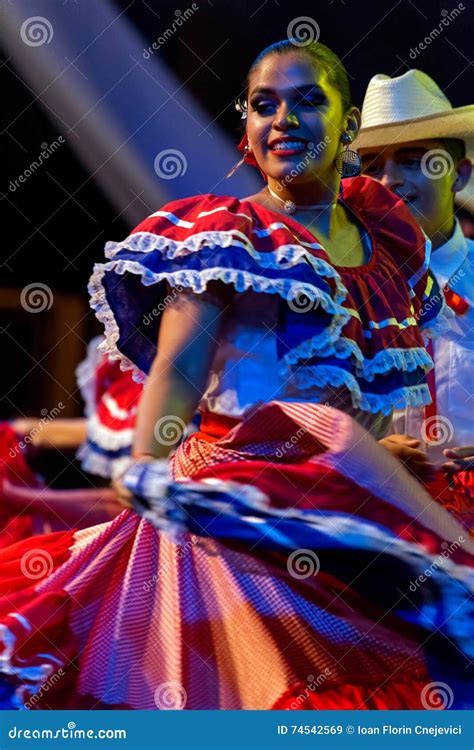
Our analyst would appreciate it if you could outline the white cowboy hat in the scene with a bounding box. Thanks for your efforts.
[353,69,474,161]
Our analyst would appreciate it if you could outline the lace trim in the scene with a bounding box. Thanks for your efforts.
[420,297,455,341]
[89,260,350,383]
[355,346,433,382]
[361,384,431,415]
[76,443,134,480]
[290,363,432,415]
[75,336,104,418]
[279,338,432,377]
[105,229,241,259]
[90,260,436,415]
[104,231,349,304]
[200,388,251,418]
[84,413,135,450]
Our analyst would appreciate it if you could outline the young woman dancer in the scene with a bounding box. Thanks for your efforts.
[0,40,472,711]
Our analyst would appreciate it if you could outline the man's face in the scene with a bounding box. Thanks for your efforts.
[359,139,456,239]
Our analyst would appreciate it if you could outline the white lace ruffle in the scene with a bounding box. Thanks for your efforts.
[420,297,455,341]
[104,229,239,259]
[290,362,432,415]
[82,413,135,451]
[89,258,351,384]
[104,230,349,305]
[90,256,439,416]
[356,346,433,382]
[76,443,134,480]
[360,384,431,415]
[105,231,340,290]
[75,336,104,418]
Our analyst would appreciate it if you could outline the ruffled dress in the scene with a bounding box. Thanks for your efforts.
[1,176,472,711]
[75,336,143,481]
[0,338,141,549]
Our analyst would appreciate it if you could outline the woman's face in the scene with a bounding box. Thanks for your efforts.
[246,52,348,185]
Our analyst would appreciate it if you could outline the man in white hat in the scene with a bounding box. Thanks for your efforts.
[354,69,474,497]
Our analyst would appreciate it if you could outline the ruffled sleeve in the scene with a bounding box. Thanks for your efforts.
[73,337,143,479]
[88,193,351,383]
[280,176,453,415]
[342,176,453,339]
[75,336,105,418]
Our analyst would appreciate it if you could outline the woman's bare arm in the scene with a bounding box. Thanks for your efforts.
[133,284,228,459]
[11,418,87,450]
[2,480,122,526]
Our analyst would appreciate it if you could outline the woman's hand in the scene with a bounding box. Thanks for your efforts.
[442,446,474,474]
[379,434,435,482]
[112,454,158,509]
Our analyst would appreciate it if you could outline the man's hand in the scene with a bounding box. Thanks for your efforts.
[442,446,474,474]
[379,434,435,481]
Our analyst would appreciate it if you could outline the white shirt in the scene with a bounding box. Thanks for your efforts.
[393,220,474,463]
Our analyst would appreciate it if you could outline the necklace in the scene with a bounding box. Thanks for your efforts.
[266,185,337,216]
[264,189,370,269]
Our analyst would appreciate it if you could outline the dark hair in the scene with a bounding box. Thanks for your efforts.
[439,138,466,163]
[241,39,352,114]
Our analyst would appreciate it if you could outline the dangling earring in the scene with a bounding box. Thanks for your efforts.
[226,97,253,179]
[336,133,361,178]
[225,143,252,179]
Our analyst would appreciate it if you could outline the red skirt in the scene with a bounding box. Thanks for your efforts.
[0,403,472,710]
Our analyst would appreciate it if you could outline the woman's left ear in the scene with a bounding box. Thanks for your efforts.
[452,158,472,194]
[343,108,361,144]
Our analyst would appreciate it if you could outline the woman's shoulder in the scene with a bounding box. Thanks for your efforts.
[342,176,425,244]
[133,193,260,237]
[342,175,428,276]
